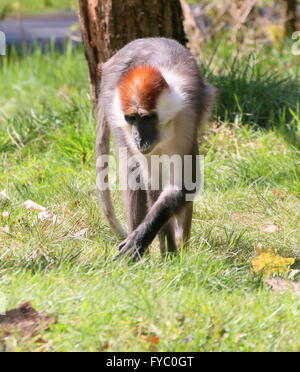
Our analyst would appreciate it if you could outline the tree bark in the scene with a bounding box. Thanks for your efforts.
[284,0,298,34]
[78,0,186,108]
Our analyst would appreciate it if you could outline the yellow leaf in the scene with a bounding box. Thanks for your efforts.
[252,249,295,275]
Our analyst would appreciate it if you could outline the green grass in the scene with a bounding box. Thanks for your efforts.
[0,42,299,352]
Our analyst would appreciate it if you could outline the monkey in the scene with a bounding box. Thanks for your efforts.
[96,38,215,260]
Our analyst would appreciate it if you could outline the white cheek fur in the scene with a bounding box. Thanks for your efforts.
[156,69,187,124]
[156,89,184,124]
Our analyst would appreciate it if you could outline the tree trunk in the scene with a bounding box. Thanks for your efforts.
[285,0,298,34]
[78,0,186,108]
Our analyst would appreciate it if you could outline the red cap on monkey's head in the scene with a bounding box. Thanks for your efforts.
[118,65,168,115]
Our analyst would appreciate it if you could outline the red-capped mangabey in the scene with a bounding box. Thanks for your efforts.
[96,38,215,260]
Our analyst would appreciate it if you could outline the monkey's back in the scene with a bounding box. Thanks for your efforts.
[99,38,214,121]
[102,38,195,74]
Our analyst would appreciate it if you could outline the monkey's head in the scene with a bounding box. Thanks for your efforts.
[117,65,182,155]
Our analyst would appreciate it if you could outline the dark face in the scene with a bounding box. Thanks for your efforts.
[124,113,159,154]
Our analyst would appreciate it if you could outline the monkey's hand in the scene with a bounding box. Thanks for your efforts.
[114,230,147,261]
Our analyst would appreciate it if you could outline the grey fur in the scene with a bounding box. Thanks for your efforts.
[99,38,214,126]
[96,38,215,254]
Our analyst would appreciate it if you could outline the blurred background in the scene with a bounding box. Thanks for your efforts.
[0,0,299,51]
[1,0,299,129]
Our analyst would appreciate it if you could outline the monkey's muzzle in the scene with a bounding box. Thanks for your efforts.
[132,124,157,155]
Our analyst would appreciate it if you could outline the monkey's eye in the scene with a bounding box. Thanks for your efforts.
[143,113,157,120]
[141,113,158,124]
[124,114,136,124]
[124,113,158,124]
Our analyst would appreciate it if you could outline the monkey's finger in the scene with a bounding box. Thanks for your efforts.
[113,244,142,261]
[113,243,133,260]
[113,250,134,261]
[112,251,126,261]
[118,240,128,251]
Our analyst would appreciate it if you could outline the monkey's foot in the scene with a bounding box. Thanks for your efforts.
[113,233,146,261]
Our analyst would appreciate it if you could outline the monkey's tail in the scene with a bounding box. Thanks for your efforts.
[95,103,127,239]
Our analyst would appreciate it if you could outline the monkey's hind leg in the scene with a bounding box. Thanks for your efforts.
[159,219,177,257]
[177,202,193,249]
[124,189,148,233]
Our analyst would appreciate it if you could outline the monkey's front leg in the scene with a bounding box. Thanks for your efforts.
[115,188,186,260]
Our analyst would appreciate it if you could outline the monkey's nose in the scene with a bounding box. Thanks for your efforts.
[139,138,147,148]
[137,138,149,151]
[134,136,150,153]
[132,127,153,153]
